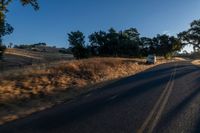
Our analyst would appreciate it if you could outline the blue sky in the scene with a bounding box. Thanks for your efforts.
[4,0,200,51]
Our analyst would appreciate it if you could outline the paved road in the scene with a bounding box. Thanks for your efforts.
[0,61,200,133]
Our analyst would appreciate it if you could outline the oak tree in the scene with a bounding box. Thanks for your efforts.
[0,0,39,60]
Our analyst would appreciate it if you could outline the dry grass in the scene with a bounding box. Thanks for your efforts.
[0,57,171,125]
[192,60,200,66]
[0,48,73,72]
[174,57,187,61]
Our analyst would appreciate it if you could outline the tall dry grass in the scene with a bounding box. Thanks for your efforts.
[0,57,169,124]
[0,58,156,102]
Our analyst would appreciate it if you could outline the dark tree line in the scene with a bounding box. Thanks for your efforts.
[88,28,140,57]
[14,42,47,49]
[68,28,183,59]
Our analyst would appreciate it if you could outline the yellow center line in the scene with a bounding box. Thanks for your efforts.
[148,65,177,133]
[137,63,177,133]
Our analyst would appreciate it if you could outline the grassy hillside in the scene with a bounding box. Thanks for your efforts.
[0,48,73,72]
[0,57,172,124]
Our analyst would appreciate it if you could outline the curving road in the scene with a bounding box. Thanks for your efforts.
[0,61,200,133]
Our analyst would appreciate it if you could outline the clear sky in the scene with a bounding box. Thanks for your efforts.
[4,0,200,51]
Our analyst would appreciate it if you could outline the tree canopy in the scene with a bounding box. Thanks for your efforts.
[68,28,183,59]
[178,19,200,52]
[0,0,39,60]
[0,0,39,12]
[68,31,88,59]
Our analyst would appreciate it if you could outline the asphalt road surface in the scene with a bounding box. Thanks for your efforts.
[0,61,200,133]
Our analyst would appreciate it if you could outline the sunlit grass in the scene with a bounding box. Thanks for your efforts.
[0,57,170,125]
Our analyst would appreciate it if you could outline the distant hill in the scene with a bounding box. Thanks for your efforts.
[0,48,74,72]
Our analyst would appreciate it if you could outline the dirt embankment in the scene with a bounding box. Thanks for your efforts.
[0,57,171,125]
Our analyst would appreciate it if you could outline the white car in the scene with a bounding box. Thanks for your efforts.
[146,54,156,64]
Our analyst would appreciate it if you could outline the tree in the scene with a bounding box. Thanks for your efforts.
[68,31,88,59]
[120,28,140,57]
[0,0,39,39]
[89,30,107,56]
[178,19,200,52]
[89,28,141,57]
[123,28,140,41]
[0,21,13,59]
[0,0,39,60]
[106,28,120,56]
[153,34,182,59]
[140,37,153,56]
[169,36,183,52]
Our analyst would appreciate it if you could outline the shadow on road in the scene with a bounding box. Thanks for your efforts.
[153,63,200,132]
[1,61,200,133]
